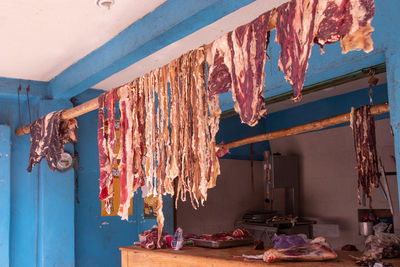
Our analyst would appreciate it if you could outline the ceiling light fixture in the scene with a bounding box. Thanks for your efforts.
[96,0,115,9]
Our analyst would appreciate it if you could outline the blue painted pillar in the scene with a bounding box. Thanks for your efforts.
[36,100,75,267]
[0,125,10,266]
[386,49,400,211]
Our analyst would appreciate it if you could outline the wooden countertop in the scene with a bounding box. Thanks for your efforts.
[120,245,400,267]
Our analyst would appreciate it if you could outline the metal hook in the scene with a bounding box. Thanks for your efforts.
[367,68,379,105]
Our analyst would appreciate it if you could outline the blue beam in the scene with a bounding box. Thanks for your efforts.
[50,0,257,99]
[0,77,48,100]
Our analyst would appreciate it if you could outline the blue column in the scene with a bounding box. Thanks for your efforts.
[386,49,400,211]
[0,125,10,266]
[36,100,75,267]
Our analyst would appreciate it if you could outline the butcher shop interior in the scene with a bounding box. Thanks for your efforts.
[1,0,400,267]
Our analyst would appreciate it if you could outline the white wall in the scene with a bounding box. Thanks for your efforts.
[270,118,399,249]
[176,159,265,234]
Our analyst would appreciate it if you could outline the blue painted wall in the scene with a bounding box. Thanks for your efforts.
[0,125,11,267]
[74,89,173,267]
[0,93,75,267]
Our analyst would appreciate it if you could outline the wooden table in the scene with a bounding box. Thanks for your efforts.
[120,245,400,267]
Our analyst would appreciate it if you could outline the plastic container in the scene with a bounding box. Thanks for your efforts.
[171,228,184,250]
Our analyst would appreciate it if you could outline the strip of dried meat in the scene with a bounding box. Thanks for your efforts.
[117,85,132,220]
[350,105,379,207]
[27,111,77,172]
[207,93,221,189]
[207,12,271,126]
[98,93,112,210]
[207,35,232,96]
[166,59,181,192]
[143,73,156,197]
[314,0,375,54]
[228,12,271,126]
[132,79,146,192]
[276,0,319,102]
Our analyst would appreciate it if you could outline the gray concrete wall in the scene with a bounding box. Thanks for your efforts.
[270,118,399,249]
[176,159,265,235]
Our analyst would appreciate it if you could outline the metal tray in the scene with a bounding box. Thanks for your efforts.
[191,238,253,249]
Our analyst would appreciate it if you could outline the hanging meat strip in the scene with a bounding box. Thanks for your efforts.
[207,93,221,189]
[117,85,133,220]
[189,50,202,208]
[178,53,190,204]
[314,0,375,54]
[228,12,271,126]
[102,89,118,213]
[276,0,375,101]
[166,59,181,193]
[276,0,319,102]
[98,94,113,213]
[207,12,271,126]
[143,73,156,197]
[350,105,379,207]
[159,66,171,195]
[340,0,375,54]
[132,79,146,192]
[193,47,211,204]
[207,35,232,96]
[27,111,77,172]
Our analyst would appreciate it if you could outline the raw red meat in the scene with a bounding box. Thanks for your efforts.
[263,238,337,262]
[139,226,168,250]
[314,0,375,53]
[197,229,252,241]
[207,12,271,126]
[350,105,379,207]
[228,12,271,126]
[98,94,111,205]
[27,111,77,172]
[275,0,319,102]
[117,86,130,220]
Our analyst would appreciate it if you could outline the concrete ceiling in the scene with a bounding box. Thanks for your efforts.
[93,0,288,90]
[0,0,165,81]
[0,0,287,96]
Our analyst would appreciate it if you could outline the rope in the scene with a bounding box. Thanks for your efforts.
[26,85,32,123]
[17,85,22,126]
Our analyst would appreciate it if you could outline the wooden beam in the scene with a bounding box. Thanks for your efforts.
[14,89,120,136]
[220,102,390,151]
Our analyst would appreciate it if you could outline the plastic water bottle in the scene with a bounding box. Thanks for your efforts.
[171,227,183,250]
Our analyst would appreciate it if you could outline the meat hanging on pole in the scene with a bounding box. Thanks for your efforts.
[27,111,77,172]
[207,12,271,126]
[98,93,114,213]
[275,0,319,102]
[91,0,378,247]
[350,105,379,207]
[205,0,375,121]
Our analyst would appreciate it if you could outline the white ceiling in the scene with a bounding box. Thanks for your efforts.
[0,0,165,81]
[93,0,288,90]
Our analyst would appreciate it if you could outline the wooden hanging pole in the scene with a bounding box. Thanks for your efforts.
[15,89,121,136]
[220,102,389,151]
[15,94,389,151]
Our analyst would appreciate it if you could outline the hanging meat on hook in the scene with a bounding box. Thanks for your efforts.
[350,105,379,207]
